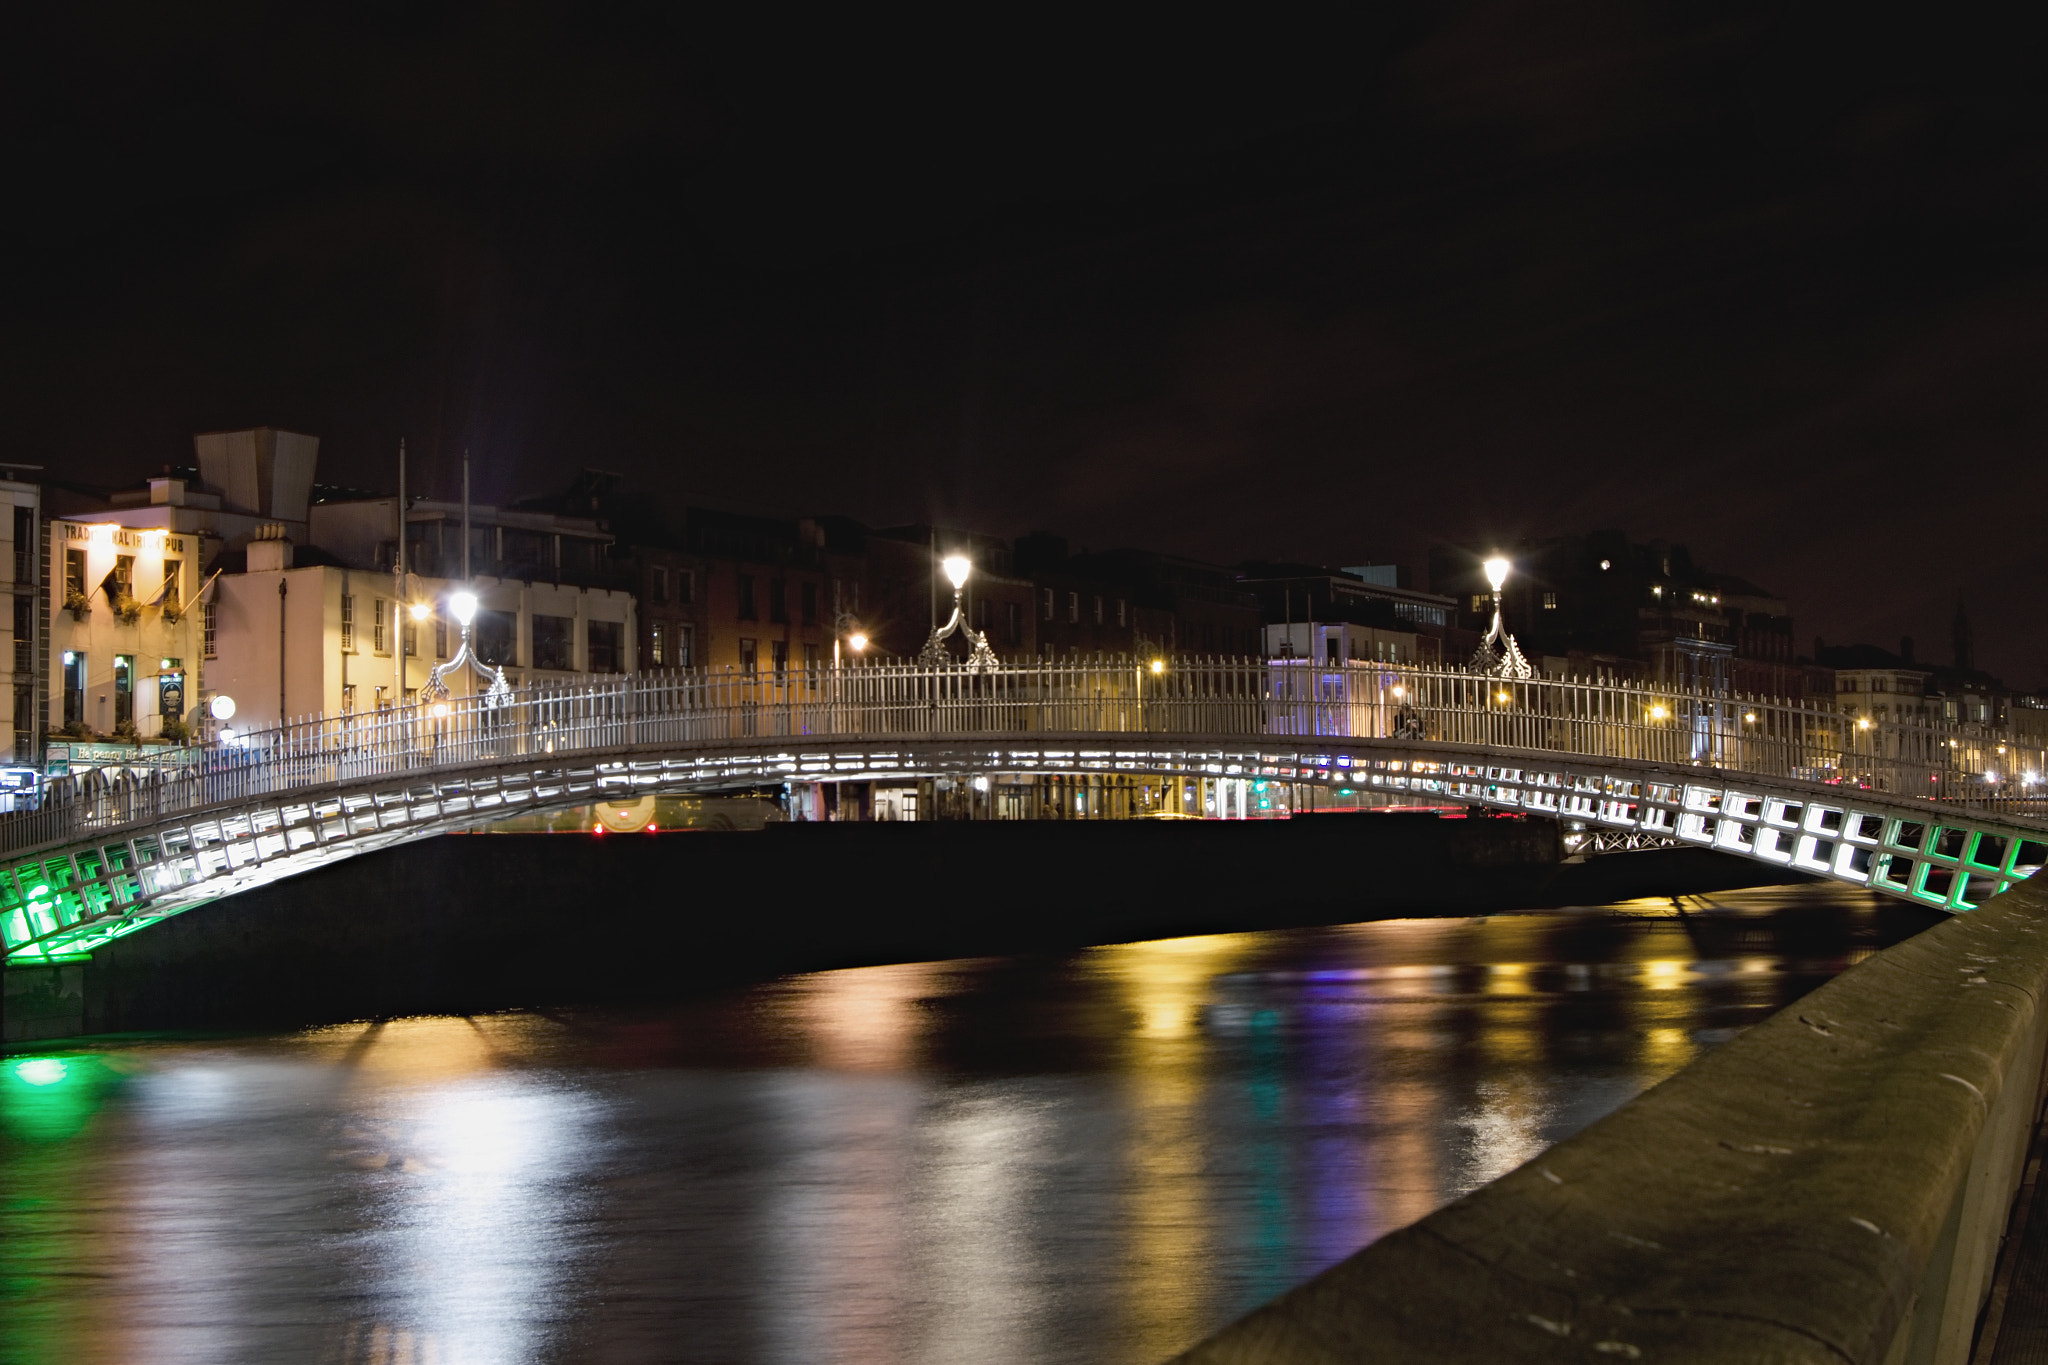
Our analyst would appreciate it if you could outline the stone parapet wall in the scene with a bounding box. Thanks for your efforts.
[1174,876,2048,1364]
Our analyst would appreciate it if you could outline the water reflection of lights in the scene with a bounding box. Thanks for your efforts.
[110,1018,596,1365]
[1100,932,1258,1359]
[374,1076,594,1364]
[794,961,938,1071]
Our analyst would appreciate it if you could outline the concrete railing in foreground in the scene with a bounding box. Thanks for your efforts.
[1172,875,2048,1365]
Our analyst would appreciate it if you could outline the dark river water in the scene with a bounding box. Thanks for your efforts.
[1,885,1934,1365]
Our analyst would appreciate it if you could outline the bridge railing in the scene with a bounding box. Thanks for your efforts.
[13,656,2047,858]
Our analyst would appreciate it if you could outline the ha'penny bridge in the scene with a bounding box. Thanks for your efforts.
[14,653,2048,1365]
[6,655,2047,965]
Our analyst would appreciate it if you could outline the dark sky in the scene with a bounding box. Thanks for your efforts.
[9,5,2045,679]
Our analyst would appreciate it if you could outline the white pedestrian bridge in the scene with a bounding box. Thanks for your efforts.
[8,657,2047,964]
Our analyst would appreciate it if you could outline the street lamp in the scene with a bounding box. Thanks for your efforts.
[423,589,511,708]
[920,551,998,669]
[1470,554,1532,679]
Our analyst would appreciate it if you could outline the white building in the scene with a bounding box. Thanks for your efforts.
[205,528,638,728]
[46,427,320,747]
[1264,620,1420,665]
[50,515,212,743]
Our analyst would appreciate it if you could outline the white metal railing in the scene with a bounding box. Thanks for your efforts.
[15,656,2048,857]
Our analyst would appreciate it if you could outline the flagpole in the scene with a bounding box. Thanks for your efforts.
[396,437,407,711]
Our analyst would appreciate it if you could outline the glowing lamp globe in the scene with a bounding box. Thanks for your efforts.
[1482,556,1511,592]
[848,632,868,653]
[449,592,479,626]
[209,694,237,721]
[941,555,972,590]
[409,602,430,620]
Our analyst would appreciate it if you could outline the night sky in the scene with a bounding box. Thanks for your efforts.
[10,5,2044,680]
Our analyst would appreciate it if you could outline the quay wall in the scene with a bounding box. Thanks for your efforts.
[1172,871,2048,1365]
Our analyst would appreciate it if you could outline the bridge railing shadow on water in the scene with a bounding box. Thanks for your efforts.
[11,655,2048,863]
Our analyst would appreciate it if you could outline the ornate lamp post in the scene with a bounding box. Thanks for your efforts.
[421,591,512,708]
[920,554,997,669]
[1470,554,1532,679]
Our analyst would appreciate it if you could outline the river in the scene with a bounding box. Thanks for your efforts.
[0,884,1935,1365]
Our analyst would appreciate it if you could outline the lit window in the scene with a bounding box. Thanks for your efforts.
[651,621,667,666]
[1115,598,1127,627]
[203,601,217,658]
[340,595,355,652]
[1471,595,1486,613]
[1042,588,1054,621]
[373,599,388,654]
[1542,592,1558,610]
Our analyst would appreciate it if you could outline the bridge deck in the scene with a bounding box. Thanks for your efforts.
[10,658,2046,963]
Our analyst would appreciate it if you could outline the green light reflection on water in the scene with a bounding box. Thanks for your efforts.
[2,1051,125,1364]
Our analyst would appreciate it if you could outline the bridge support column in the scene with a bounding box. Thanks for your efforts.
[3,963,85,1043]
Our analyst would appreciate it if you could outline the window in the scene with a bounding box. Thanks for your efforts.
[651,621,667,667]
[476,611,517,666]
[1093,595,1103,625]
[678,570,696,605]
[62,650,85,726]
[678,623,696,668]
[1542,592,1558,610]
[769,578,788,624]
[772,639,788,673]
[652,566,669,604]
[113,555,134,602]
[11,597,28,673]
[1042,588,1054,621]
[1115,598,1126,627]
[203,601,217,658]
[12,506,31,583]
[113,655,134,728]
[800,581,818,626]
[375,685,390,711]
[341,595,355,652]
[803,643,819,670]
[737,574,757,620]
[64,548,86,600]
[1067,591,1079,624]
[342,683,356,713]
[1470,594,1487,613]
[402,615,417,658]
[434,616,447,658]
[739,638,757,673]
[161,559,181,607]
[587,620,624,673]
[373,599,389,654]
[533,615,574,671]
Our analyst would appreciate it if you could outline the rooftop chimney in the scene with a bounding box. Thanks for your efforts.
[246,522,294,572]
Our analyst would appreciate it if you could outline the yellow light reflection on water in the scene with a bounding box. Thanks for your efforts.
[1095,931,1258,1360]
